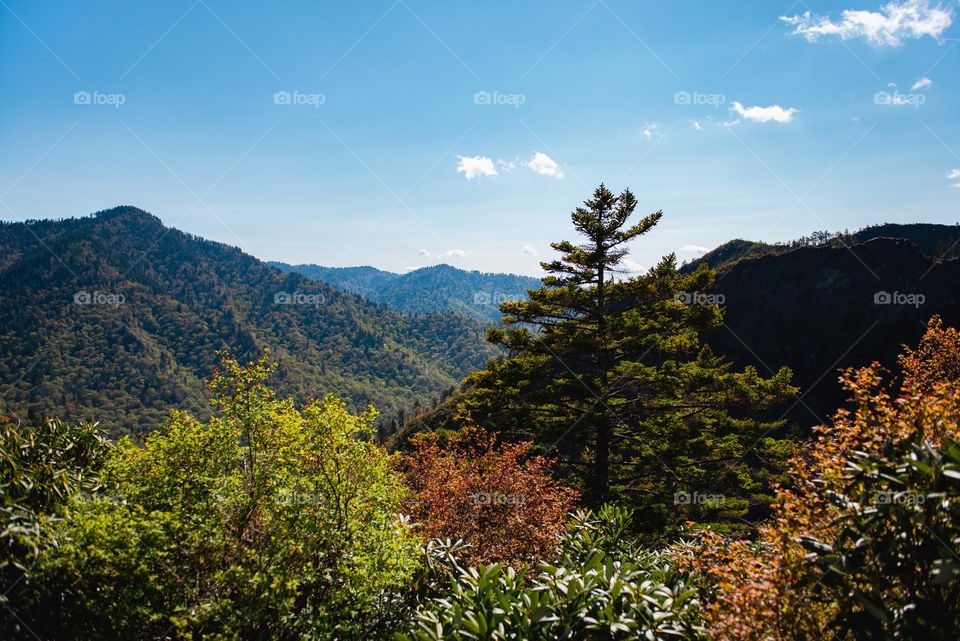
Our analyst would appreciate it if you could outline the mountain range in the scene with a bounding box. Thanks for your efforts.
[2,209,957,442]
[682,223,960,275]
[269,262,541,323]
[0,207,497,436]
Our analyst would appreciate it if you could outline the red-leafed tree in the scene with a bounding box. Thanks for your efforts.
[402,427,578,567]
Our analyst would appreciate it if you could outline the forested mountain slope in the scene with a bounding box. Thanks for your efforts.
[682,223,960,274]
[270,264,399,299]
[0,207,495,435]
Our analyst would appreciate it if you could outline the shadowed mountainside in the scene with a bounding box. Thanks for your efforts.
[705,234,960,428]
[682,223,960,275]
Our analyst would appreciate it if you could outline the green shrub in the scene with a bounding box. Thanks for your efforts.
[22,355,421,641]
[399,506,707,641]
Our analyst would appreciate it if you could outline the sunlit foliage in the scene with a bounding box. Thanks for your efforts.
[19,354,421,640]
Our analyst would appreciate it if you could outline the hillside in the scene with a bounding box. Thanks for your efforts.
[0,207,496,435]
[271,262,541,323]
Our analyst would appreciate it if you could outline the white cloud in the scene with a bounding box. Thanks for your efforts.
[620,258,646,275]
[642,122,660,139]
[444,249,467,258]
[679,244,709,255]
[781,0,953,47]
[692,119,702,131]
[731,101,798,123]
[458,151,566,179]
[456,155,497,180]
[948,168,960,187]
[418,249,433,258]
[912,76,934,90]
[522,244,538,255]
[527,151,564,178]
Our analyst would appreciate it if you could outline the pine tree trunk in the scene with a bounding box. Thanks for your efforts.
[594,414,610,506]
[593,258,610,506]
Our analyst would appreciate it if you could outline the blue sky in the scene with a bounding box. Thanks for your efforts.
[1,0,958,276]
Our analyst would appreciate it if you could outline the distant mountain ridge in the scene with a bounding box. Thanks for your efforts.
[270,262,541,323]
[5,212,957,440]
[682,223,960,274]
[275,264,400,299]
[0,207,496,435]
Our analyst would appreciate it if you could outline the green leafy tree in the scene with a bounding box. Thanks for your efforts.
[22,354,421,640]
[461,185,796,530]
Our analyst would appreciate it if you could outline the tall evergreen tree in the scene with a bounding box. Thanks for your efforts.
[461,185,796,531]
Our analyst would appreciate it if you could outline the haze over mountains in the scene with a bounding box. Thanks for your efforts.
[270,262,541,323]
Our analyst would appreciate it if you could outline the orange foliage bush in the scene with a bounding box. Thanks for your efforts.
[899,314,960,394]
[680,315,960,641]
[402,426,579,567]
